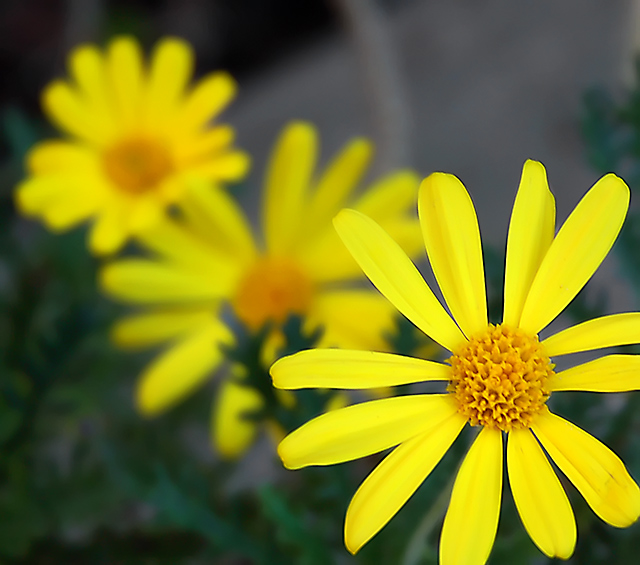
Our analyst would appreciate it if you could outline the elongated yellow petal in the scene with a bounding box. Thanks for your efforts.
[507,428,576,559]
[136,217,242,277]
[136,324,232,415]
[419,173,487,338]
[41,186,103,230]
[69,44,115,128]
[190,151,250,180]
[111,308,214,349]
[100,258,230,303]
[173,126,234,164]
[178,181,255,263]
[532,410,640,527]
[89,205,128,254]
[42,80,112,146]
[127,195,164,233]
[176,72,237,133]
[550,355,640,392]
[355,170,420,223]
[26,140,98,175]
[145,37,193,125]
[345,412,466,554]
[263,122,317,254]
[271,349,450,390]
[334,209,465,352]
[376,217,425,263]
[212,371,263,459]
[503,160,555,326]
[297,229,364,284]
[301,138,372,243]
[106,36,144,129]
[16,175,103,227]
[310,290,396,351]
[519,174,630,334]
[278,394,458,469]
[440,427,502,565]
[543,313,640,356]
[299,219,422,286]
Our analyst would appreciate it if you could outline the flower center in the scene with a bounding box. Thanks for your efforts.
[103,138,174,193]
[448,324,554,432]
[233,256,314,331]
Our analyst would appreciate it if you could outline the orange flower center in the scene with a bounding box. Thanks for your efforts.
[448,324,554,432]
[103,138,174,193]
[233,256,314,331]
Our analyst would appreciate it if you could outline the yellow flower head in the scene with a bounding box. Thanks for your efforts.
[101,121,423,458]
[271,160,640,563]
[15,36,249,254]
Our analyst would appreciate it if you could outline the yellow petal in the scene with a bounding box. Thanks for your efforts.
[100,258,228,303]
[106,36,144,129]
[507,427,576,559]
[531,410,640,527]
[278,394,458,469]
[145,37,193,126]
[175,71,237,133]
[69,44,115,130]
[351,172,423,267]
[298,229,366,284]
[300,138,373,242]
[263,122,317,254]
[190,150,251,180]
[127,195,164,233]
[543,313,640,356]
[354,170,420,223]
[136,323,232,415]
[310,289,396,351]
[345,412,466,554]
[419,173,487,338]
[333,209,465,352]
[550,355,640,392]
[88,204,129,254]
[212,371,263,459]
[136,216,241,277]
[271,348,450,390]
[179,180,256,263]
[26,140,98,175]
[376,217,425,263]
[111,308,215,349]
[325,392,349,412]
[300,216,421,285]
[503,160,556,326]
[40,189,102,230]
[440,427,502,565]
[519,174,630,334]
[173,125,234,164]
[16,174,103,228]
[42,80,112,146]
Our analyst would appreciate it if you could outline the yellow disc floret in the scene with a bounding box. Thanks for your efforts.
[103,138,174,194]
[448,324,554,432]
[233,256,314,331]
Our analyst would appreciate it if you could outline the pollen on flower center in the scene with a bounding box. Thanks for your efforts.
[233,256,314,331]
[103,138,174,193]
[448,324,554,432]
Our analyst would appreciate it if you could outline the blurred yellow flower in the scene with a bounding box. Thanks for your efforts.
[101,121,423,458]
[15,36,249,254]
[272,160,640,563]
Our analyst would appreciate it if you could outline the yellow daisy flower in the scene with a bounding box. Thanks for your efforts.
[101,121,423,458]
[271,160,640,563]
[15,36,249,254]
